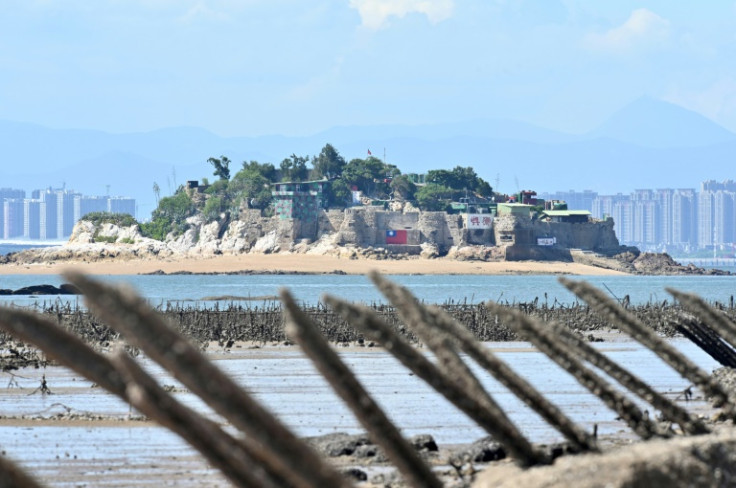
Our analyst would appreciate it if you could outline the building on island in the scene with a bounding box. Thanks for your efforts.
[272,180,327,221]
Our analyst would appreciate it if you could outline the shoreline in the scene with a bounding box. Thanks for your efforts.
[0,253,628,276]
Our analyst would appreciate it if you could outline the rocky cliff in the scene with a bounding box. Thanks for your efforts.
[0,208,664,272]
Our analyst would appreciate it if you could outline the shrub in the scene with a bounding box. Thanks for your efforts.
[140,190,195,241]
[94,235,117,244]
[82,212,138,228]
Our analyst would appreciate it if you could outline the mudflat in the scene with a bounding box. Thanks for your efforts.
[0,253,627,276]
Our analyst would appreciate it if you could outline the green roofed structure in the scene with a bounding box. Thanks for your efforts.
[497,203,533,218]
[541,209,592,223]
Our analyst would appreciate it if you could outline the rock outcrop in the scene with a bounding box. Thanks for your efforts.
[0,208,711,275]
[474,427,736,488]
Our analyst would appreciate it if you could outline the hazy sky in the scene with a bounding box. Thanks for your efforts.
[2,1,736,137]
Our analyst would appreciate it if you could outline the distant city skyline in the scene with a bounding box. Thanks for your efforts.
[0,187,135,241]
[541,179,736,253]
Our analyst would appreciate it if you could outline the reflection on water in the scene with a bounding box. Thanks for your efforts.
[0,339,718,459]
[0,338,719,486]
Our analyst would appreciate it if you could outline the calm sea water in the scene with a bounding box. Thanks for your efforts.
[1,242,735,306]
[0,272,735,308]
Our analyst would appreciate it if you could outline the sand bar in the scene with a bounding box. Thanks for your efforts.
[0,253,627,276]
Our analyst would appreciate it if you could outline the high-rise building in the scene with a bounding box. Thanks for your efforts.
[611,200,634,244]
[697,189,714,248]
[108,196,136,217]
[2,186,136,241]
[33,188,85,239]
[591,194,628,221]
[538,190,598,212]
[671,189,697,248]
[655,189,675,246]
[74,195,109,222]
[3,199,25,239]
[697,181,736,248]
[0,188,25,200]
[714,190,736,246]
[0,188,25,238]
[57,189,80,238]
[23,199,41,239]
[702,180,736,192]
[37,189,59,240]
[632,200,658,246]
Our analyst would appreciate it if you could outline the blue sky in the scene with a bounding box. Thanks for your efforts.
[2,0,736,137]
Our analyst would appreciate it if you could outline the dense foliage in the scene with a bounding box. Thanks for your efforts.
[312,143,346,180]
[140,189,196,240]
[138,143,494,239]
[425,166,493,199]
[81,212,138,228]
[280,154,310,182]
[414,183,454,211]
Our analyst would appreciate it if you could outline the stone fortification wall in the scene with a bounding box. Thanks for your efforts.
[494,215,535,246]
[335,208,373,246]
[318,209,344,238]
[63,208,624,260]
[333,209,470,251]
[532,217,621,253]
[375,211,421,245]
[418,212,465,252]
[237,208,495,253]
[501,215,624,260]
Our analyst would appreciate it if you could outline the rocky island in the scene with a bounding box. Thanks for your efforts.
[0,154,724,276]
[0,201,720,276]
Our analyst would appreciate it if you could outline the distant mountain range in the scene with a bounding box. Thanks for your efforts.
[1,97,734,219]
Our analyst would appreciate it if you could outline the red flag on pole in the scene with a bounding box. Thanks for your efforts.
[367,149,372,156]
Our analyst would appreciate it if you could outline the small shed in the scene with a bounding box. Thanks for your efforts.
[497,203,532,218]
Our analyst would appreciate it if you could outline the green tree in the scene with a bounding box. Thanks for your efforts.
[140,189,196,240]
[414,183,454,211]
[228,160,279,211]
[389,174,416,201]
[229,172,272,209]
[426,169,460,189]
[425,166,493,199]
[323,178,353,208]
[240,160,278,182]
[475,178,493,198]
[312,143,346,180]
[342,157,398,199]
[207,156,231,180]
[280,154,310,182]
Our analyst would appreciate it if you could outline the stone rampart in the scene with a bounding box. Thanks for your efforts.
[61,208,625,261]
[531,217,621,254]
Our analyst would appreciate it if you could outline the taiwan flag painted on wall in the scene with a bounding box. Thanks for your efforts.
[386,229,407,244]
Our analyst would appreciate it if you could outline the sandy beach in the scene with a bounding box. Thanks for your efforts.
[0,253,627,276]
